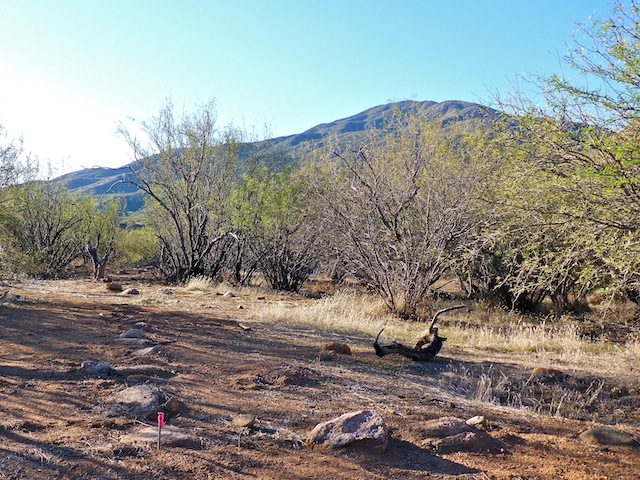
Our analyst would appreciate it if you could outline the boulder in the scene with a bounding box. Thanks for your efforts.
[579,427,639,446]
[306,410,388,452]
[120,426,201,449]
[107,385,162,418]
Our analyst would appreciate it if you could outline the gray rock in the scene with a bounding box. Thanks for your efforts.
[122,288,140,295]
[422,430,496,453]
[112,338,155,346]
[579,427,639,446]
[120,426,201,449]
[416,416,501,453]
[223,291,235,297]
[120,329,148,339]
[113,365,173,378]
[232,414,256,428]
[107,385,161,418]
[418,417,471,438]
[466,415,485,427]
[130,346,160,357]
[306,410,388,452]
[81,360,114,376]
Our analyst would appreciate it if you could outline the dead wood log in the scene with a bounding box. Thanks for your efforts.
[373,305,465,362]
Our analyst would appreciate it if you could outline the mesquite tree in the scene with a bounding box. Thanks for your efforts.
[488,0,640,307]
[320,110,488,318]
[232,165,320,291]
[82,197,122,280]
[119,99,241,282]
[5,181,85,276]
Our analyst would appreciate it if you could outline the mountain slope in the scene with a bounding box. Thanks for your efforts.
[58,99,495,213]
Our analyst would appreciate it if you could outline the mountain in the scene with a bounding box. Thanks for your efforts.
[57,99,496,213]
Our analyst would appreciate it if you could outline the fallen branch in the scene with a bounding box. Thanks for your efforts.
[373,305,465,362]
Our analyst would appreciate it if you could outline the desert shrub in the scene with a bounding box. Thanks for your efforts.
[114,226,159,268]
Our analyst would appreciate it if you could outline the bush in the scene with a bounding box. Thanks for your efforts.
[114,226,159,268]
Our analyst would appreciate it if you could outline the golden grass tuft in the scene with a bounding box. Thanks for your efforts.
[251,291,640,376]
[184,275,215,292]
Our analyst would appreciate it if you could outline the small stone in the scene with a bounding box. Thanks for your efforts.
[107,385,161,418]
[113,365,173,378]
[130,346,160,357]
[531,367,565,377]
[122,288,140,295]
[159,288,173,295]
[106,283,123,292]
[223,291,235,298]
[232,414,256,428]
[120,426,200,449]
[237,305,243,309]
[321,343,352,355]
[112,338,155,346]
[81,360,113,375]
[120,329,148,339]
[466,415,485,427]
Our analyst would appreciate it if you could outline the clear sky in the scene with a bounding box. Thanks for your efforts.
[0,0,611,174]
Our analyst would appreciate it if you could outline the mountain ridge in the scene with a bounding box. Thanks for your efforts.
[57,99,495,212]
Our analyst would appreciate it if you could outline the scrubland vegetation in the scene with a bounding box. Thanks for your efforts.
[1,1,640,346]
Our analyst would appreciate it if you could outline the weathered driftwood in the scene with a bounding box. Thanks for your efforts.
[373,305,465,362]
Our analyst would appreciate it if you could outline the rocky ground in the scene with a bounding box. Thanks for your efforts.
[0,275,638,479]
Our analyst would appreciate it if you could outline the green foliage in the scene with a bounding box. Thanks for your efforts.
[1,181,84,277]
[231,165,319,291]
[481,0,640,310]
[0,123,36,193]
[114,226,160,267]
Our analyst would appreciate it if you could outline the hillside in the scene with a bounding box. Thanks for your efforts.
[56,100,495,213]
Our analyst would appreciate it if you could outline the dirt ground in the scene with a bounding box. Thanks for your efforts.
[0,275,638,479]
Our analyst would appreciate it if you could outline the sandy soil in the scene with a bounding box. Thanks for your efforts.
[0,276,638,479]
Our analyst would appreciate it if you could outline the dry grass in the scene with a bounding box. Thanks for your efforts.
[184,275,215,292]
[248,290,640,423]
[251,291,640,376]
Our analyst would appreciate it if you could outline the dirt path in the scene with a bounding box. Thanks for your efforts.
[0,278,638,479]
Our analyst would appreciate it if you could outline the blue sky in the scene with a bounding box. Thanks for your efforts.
[0,0,611,174]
